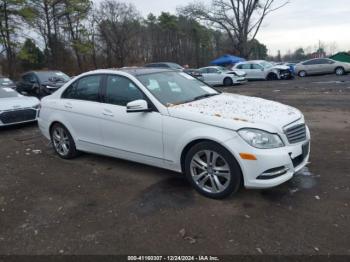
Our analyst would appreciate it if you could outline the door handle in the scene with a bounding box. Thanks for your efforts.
[64,103,73,109]
[103,110,114,117]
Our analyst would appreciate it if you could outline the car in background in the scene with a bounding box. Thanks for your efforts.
[295,58,350,77]
[198,66,247,86]
[16,71,70,97]
[0,86,39,127]
[234,60,292,80]
[183,68,204,81]
[38,68,310,199]
[144,62,184,70]
[0,77,17,89]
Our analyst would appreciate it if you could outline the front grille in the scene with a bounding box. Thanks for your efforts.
[285,124,307,144]
[0,109,37,124]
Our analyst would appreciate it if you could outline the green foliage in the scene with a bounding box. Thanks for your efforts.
[18,39,44,70]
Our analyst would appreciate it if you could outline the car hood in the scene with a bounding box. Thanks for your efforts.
[167,93,302,132]
[271,65,290,70]
[0,96,40,111]
[41,81,67,88]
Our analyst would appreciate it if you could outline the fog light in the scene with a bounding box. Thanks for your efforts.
[257,166,289,180]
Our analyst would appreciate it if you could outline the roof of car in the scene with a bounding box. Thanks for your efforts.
[117,67,176,76]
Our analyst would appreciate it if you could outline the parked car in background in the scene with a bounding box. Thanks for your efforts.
[183,68,204,81]
[16,71,70,97]
[198,66,247,86]
[0,86,39,127]
[0,77,17,89]
[38,68,310,199]
[234,60,292,80]
[144,62,184,70]
[295,58,350,77]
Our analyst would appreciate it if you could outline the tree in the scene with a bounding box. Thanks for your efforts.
[180,0,289,58]
[96,0,141,67]
[25,0,66,68]
[249,39,267,60]
[61,0,92,72]
[0,0,27,77]
[18,38,45,71]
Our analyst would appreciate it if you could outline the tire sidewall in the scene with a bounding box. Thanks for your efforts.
[184,141,242,199]
[50,123,78,159]
[223,77,233,86]
[335,67,344,76]
[299,71,306,77]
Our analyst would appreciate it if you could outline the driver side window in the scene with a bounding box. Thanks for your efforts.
[104,75,145,106]
[252,64,263,70]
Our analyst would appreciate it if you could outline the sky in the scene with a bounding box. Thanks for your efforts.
[93,0,350,55]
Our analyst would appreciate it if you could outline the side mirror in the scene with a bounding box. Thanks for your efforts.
[126,99,151,113]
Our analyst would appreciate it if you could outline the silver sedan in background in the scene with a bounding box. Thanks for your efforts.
[295,58,350,77]
[198,66,247,86]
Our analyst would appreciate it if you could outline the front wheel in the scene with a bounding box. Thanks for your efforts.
[266,73,278,81]
[223,77,233,86]
[298,70,307,77]
[184,142,242,199]
[50,123,78,159]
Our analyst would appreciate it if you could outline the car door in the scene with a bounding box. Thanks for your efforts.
[239,64,254,79]
[251,64,265,79]
[303,60,319,74]
[199,68,211,84]
[99,74,164,166]
[206,68,222,85]
[319,59,335,74]
[60,74,104,149]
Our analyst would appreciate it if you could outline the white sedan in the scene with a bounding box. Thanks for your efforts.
[198,66,247,86]
[38,68,310,199]
[234,60,293,80]
[0,87,39,126]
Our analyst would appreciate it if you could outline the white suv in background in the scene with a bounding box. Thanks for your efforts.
[38,68,310,199]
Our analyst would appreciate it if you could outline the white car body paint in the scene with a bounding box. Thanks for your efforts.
[0,88,39,126]
[199,66,247,86]
[38,69,310,189]
[235,60,291,80]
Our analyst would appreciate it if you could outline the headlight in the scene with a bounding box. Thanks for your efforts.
[238,129,284,149]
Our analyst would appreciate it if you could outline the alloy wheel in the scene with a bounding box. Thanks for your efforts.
[190,150,231,194]
[52,126,71,156]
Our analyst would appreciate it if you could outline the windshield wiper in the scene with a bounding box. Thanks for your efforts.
[192,93,219,101]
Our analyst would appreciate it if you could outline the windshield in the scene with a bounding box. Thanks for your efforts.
[260,61,273,68]
[0,87,21,98]
[137,72,219,106]
[36,72,70,83]
[0,78,15,86]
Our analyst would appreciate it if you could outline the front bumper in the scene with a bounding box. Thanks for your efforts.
[224,127,311,189]
[0,108,38,126]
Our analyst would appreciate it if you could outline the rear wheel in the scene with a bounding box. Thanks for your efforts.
[335,67,345,76]
[184,141,242,199]
[298,70,307,77]
[223,77,233,86]
[50,123,78,159]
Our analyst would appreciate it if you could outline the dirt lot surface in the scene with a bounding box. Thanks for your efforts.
[0,75,349,256]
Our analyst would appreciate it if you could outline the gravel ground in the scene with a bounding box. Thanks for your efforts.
[0,74,349,256]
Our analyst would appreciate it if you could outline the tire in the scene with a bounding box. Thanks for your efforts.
[184,141,242,199]
[266,73,278,81]
[335,67,345,76]
[50,123,78,159]
[223,77,233,86]
[298,70,307,77]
